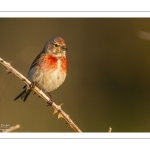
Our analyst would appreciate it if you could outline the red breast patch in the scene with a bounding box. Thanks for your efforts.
[40,55,67,73]
[61,57,67,72]
[40,55,58,71]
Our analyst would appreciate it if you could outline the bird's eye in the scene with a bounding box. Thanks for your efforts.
[54,44,59,47]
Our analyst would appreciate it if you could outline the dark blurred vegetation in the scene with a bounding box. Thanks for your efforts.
[1,18,150,132]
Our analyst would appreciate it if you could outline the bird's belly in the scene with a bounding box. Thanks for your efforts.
[36,69,66,92]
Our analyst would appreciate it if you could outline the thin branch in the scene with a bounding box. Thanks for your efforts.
[2,124,20,132]
[0,57,82,132]
[137,30,150,41]
[108,126,112,132]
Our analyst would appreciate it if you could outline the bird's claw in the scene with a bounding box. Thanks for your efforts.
[47,92,53,106]
[29,82,36,88]
[47,99,53,106]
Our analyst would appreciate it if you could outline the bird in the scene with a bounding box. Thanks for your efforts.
[14,37,68,105]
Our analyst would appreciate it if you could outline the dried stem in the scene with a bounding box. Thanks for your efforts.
[108,126,112,132]
[0,57,82,132]
[2,124,20,132]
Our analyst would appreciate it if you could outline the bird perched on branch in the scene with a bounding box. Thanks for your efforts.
[14,37,68,105]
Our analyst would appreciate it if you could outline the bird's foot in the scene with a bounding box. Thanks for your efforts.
[47,99,53,106]
[29,82,36,88]
[47,92,53,106]
[26,82,35,91]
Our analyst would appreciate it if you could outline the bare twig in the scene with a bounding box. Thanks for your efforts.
[108,126,112,132]
[2,124,20,132]
[137,30,150,41]
[0,57,82,132]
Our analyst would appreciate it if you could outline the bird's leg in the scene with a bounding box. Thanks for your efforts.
[47,92,53,106]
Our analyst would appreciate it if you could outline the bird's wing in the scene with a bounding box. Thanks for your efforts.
[28,51,45,73]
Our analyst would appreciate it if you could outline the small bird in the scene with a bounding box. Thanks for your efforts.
[14,37,68,105]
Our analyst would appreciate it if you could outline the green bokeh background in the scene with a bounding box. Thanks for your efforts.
[0,18,150,132]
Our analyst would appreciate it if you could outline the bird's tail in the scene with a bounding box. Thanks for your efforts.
[14,85,31,102]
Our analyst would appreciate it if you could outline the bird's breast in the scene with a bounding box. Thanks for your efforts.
[40,55,67,73]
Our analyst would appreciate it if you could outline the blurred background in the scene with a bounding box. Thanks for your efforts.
[0,18,150,132]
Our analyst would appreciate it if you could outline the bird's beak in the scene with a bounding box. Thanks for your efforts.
[62,46,68,51]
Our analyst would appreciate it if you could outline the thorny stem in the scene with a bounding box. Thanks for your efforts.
[0,58,82,132]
